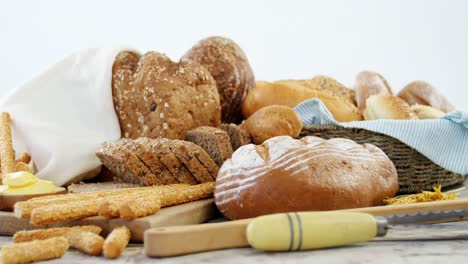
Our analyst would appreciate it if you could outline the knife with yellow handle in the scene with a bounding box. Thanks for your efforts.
[246,212,387,251]
[144,208,468,257]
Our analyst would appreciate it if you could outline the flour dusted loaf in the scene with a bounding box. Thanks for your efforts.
[214,136,398,220]
[112,51,221,139]
[183,36,255,124]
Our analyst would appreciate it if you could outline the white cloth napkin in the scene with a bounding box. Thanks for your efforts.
[0,48,126,186]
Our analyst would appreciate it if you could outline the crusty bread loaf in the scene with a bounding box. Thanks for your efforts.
[182,36,255,124]
[214,136,398,220]
[112,51,221,139]
[242,80,362,122]
[241,105,303,144]
[410,104,445,119]
[397,80,455,113]
[364,95,417,120]
[354,71,393,111]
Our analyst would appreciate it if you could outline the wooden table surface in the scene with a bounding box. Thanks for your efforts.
[1,184,468,264]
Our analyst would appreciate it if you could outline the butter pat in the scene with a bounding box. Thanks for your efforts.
[0,171,57,195]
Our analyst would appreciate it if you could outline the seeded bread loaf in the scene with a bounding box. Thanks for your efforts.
[186,126,233,167]
[182,36,255,124]
[112,51,221,139]
[220,123,251,151]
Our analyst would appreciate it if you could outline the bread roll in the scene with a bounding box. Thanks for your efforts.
[242,80,362,122]
[354,71,393,110]
[241,105,302,144]
[397,81,455,113]
[363,95,416,120]
[214,136,398,220]
[182,36,255,124]
[410,104,445,119]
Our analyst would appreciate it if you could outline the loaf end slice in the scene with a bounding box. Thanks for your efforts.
[220,123,251,151]
[186,126,233,167]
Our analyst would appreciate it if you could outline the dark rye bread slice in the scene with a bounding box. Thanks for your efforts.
[220,123,251,151]
[148,138,197,185]
[129,137,177,184]
[96,141,160,186]
[186,126,233,167]
[169,140,217,183]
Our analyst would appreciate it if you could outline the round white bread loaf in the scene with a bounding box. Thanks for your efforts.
[214,136,398,220]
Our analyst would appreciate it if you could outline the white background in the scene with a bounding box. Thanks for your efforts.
[1,0,467,111]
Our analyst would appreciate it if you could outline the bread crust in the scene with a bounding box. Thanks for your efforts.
[183,36,255,124]
[214,136,398,220]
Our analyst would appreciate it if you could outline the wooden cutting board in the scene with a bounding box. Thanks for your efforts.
[0,198,218,242]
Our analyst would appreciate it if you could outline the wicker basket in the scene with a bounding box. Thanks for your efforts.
[300,125,467,193]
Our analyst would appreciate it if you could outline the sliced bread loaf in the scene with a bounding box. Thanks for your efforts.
[96,141,161,185]
[148,138,198,185]
[169,140,216,183]
[131,137,178,184]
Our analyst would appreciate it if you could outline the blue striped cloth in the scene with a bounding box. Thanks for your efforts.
[294,99,468,174]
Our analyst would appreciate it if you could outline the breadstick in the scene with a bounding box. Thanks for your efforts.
[97,198,124,218]
[65,230,104,256]
[14,186,153,218]
[15,152,31,165]
[15,162,33,173]
[160,181,215,207]
[1,236,69,264]
[30,199,99,226]
[97,187,168,218]
[119,182,214,219]
[0,112,15,182]
[13,225,101,243]
[103,226,130,259]
[119,194,161,219]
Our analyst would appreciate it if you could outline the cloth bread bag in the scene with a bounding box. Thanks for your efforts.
[0,49,128,186]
